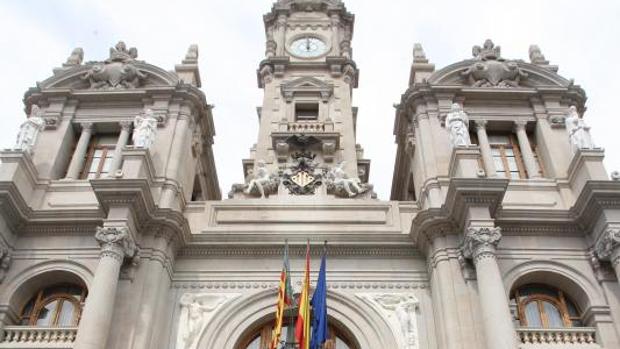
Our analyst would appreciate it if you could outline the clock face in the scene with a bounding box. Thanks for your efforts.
[290,37,328,58]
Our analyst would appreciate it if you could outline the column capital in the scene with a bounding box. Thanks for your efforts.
[119,121,133,131]
[595,227,620,266]
[474,120,488,130]
[513,120,528,131]
[95,226,137,262]
[80,122,95,131]
[462,226,502,262]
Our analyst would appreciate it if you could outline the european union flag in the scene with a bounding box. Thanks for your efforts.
[310,245,328,349]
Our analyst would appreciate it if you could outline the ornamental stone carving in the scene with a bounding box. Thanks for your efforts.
[0,240,11,283]
[461,39,527,88]
[461,226,502,261]
[65,47,84,66]
[325,161,371,198]
[184,44,199,64]
[95,226,137,261]
[13,105,45,153]
[358,293,419,349]
[282,152,324,195]
[176,293,240,349]
[595,228,620,266]
[529,45,549,65]
[81,41,147,89]
[612,171,620,181]
[229,160,280,199]
[445,103,471,147]
[565,106,595,152]
[132,108,158,149]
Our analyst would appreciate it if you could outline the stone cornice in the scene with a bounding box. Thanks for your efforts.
[570,180,620,233]
[443,177,509,227]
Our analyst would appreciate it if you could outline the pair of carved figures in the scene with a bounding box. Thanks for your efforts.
[132,108,158,149]
[565,106,595,152]
[445,103,471,148]
[13,105,46,153]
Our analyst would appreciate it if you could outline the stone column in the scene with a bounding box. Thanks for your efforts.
[595,228,620,282]
[107,121,132,177]
[475,120,497,177]
[462,226,517,349]
[65,122,94,179]
[131,232,172,349]
[74,226,136,349]
[513,121,541,179]
[160,115,192,207]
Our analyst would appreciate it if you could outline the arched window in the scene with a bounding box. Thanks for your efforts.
[239,316,357,349]
[19,284,87,327]
[511,284,582,328]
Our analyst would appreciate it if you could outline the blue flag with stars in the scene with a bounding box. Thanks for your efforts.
[310,246,328,349]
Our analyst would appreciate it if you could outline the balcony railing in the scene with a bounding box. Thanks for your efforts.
[517,327,600,348]
[287,121,326,133]
[0,326,77,348]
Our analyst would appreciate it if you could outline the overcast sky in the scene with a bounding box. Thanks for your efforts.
[1,0,619,199]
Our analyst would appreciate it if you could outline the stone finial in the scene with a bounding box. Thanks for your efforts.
[611,171,620,181]
[107,41,138,63]
[64,47,84,66]
[529,45,549,65]
[183,44,199,64]
[412,43,428,64]
[472,39,501,61]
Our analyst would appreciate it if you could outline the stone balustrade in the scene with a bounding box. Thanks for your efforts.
[287,121,327,132]
[517,327,599,348]
[0,326,77,348]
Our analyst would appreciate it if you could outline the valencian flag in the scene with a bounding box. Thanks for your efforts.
[270,241,295,349]
[310,242,328,349]
[295,241,311,349]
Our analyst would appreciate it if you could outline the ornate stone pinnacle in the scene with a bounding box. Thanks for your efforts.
[461,226,502,261]
[412,43,428,64]
[595,228,620,265]
[95,226,137,261]
[183,44,199,64]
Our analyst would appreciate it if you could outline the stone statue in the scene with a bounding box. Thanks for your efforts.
[244,160,275,198]
[565,106,594,152]
[132,108,158,149]
[108,41,138,63]
[326,161,368,198]
[185,44,199,63]
[529,45,548,65]
[445,103,471,147]
[177,294,232,349]
[13,105,46,153]
[65,48,84,66]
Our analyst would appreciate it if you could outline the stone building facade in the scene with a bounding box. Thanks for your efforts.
[0,1,619,349]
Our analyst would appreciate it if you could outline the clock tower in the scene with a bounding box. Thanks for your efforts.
[231,0,373,199]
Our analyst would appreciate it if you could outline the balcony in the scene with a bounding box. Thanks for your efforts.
[517,327,600,348]
[0,326,76,348]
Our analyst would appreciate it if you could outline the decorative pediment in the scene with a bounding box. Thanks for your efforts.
[281,76,333,102]
[37,42,180,90]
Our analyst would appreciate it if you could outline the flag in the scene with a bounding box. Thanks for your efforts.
[270,241,295,349]
[310,243,328,349]
[295,241,311,349]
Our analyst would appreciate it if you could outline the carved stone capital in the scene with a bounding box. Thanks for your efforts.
[461,226,502,262]
[119,121,133,131]
[595,228,620,266]
[474,120,488,130]
[95,226,137,262]
[80,122,95,132]
[513,120,528,132]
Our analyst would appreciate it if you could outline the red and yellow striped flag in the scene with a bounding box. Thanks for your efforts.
[270,242,294,349]
[295,241,311,349]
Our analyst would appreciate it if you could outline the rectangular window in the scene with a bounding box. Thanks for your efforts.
[80,134,117,179]
[488,134,527,179]
[295,102,319,120]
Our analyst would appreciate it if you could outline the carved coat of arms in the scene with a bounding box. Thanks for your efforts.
[282,152,324,195]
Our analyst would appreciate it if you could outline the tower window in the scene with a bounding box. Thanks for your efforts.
[80,134,118,179]
[488,134,526,179]
[295,102,319,121]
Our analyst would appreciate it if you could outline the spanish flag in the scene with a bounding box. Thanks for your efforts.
[295,241,311,349]
[270,241,295,349]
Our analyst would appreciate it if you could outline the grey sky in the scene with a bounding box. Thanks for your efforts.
[1,0,619,199]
